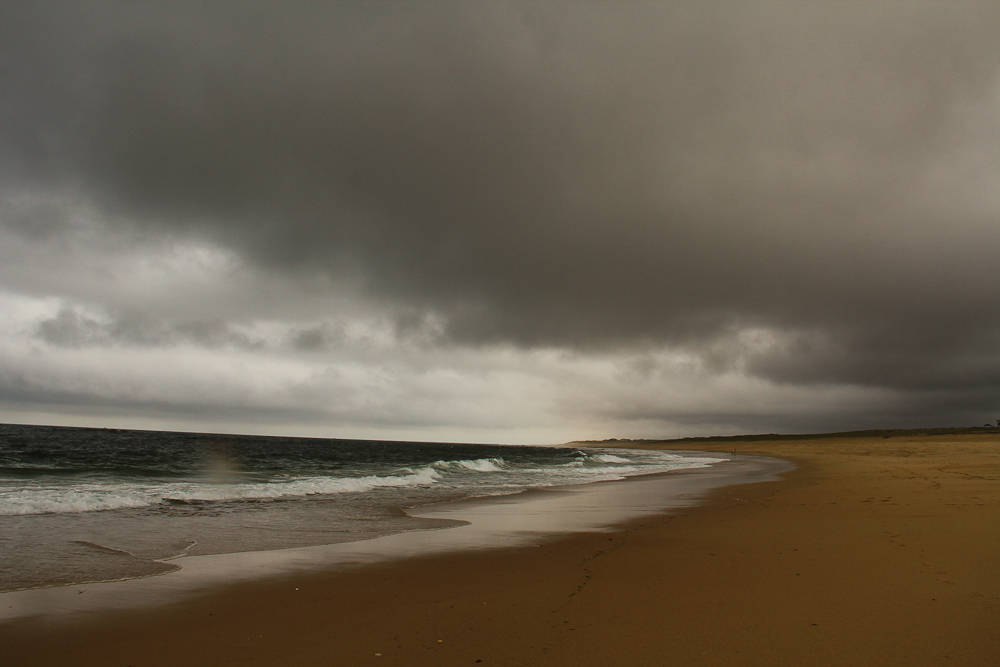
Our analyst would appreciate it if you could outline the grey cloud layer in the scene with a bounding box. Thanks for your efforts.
[2,1,999,433]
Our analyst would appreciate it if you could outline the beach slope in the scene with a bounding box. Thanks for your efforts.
[2,433,997,666]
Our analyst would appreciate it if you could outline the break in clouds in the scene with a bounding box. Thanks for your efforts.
[1,2,999,442]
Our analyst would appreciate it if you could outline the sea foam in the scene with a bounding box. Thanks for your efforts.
[0,468,443,516]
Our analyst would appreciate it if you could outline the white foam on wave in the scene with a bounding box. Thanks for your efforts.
[0,487,154,515]
[539,464,649,484]
[554,449,724,480]
[432,457,506,473]
[563,452,632,468]
[0,467,442,516]
[590,453,631,463]
[0,450,727,517]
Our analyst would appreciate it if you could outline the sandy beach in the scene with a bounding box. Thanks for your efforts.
[2,432,998,666]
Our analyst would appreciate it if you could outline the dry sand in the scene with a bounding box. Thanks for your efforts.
[2,433,998,666]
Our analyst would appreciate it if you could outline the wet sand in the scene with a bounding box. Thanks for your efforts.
[2,433,998,666]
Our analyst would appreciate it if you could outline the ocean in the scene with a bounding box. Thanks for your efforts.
[0,423,729,594]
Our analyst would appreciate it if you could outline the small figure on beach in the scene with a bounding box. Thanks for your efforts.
[731,450,736,459]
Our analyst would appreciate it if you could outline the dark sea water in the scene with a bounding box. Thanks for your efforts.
[0,424,724,592]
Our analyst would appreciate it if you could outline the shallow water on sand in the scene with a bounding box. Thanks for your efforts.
[0,454,792,623]
[0,424,726,593]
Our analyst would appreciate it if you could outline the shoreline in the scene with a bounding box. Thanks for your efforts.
[0,451,786,622]
[0,439,726,596]
[3,433,998,666]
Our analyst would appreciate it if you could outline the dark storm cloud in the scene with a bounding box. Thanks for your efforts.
[2,1,999,409]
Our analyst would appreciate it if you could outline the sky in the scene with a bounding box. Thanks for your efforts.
[1,1,999,444]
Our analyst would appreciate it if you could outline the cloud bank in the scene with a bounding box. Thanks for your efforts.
[1,2,998,441]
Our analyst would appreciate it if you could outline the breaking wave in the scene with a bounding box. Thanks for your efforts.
[0,467,442,516]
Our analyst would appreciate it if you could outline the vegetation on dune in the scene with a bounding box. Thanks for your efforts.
[573,425,1000,445]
